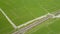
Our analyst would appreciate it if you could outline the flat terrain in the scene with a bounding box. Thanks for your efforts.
[0,0,60,34]
[25,18,60,34]
[0,11,14,34]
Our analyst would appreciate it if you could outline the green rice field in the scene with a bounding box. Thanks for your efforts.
[0,0,60,34]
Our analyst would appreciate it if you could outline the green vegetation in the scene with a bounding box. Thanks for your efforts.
[25,18,60,34]
[0,0,60,34]
[0,11,14,34]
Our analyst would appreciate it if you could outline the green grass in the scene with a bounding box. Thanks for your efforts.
[25,18,60,34]
[0,0,60,34]
[0,0,60,26]
[0,11,14,34]
[0,0,48,26]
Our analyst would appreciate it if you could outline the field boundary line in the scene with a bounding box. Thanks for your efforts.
[30,18,59,34]
[0,8,17,29]
[17,13,53,28]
